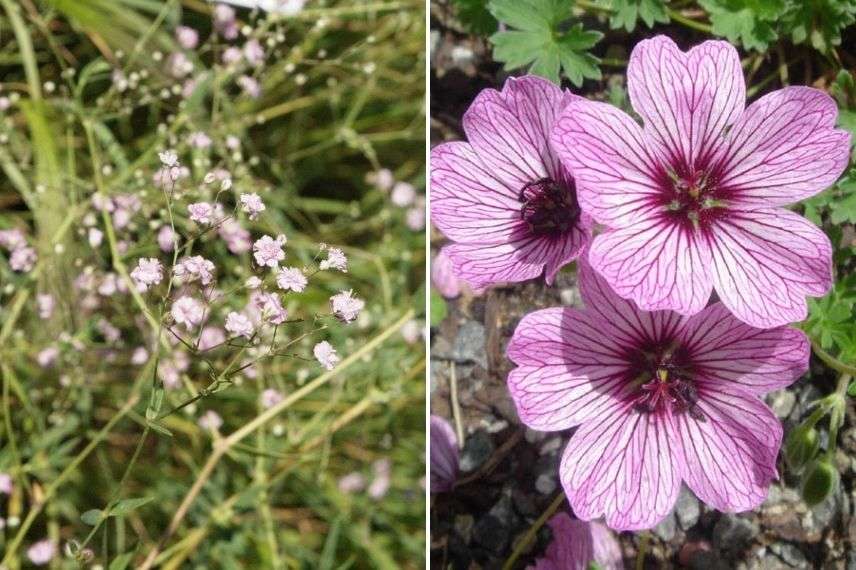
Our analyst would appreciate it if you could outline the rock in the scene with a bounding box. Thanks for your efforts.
[453,320,487,369]
[459,430,494,473]
[472,491,516,552]
[712,514,758,557]
[768,543,809,568]
[454,514,475,545]
[767,390,796,419]
[690,550,731,570]
[653,512,677,542]
[676,486,701,530]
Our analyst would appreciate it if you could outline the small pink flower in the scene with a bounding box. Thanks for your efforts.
[430,75,592,290]
[430,415,458,493]
[406,205,425,231]
[507,258,809,530]
[168,52,193,78]
[276,266,307,292]
[253,234,286,268]
[319,247,348,272]
[528,514,623,570]
[188,202,215,225]
[174,256,216,285]
[198,410,223,431]
[0,472,12,495]
[222,46,243,65]
[330,290,364,323]
[372,168,395,192]
[198,326,226,351]
[36,345,58,367]
[171,296,205,329]
[0,228,26,250]
[390,181,416,207]
[213,4,238,39]
[245,276,263,289]
[244,39,265,66]
[313,341,340,370]
[188,131,212,149]
[225,311,254,339]
[551,36,850,328]
[401,319,423,344]
[237,75,261,98]
[176,25,199,49]
[36,294,54,320]
[131,347,149,365]
[431,247,461,299]
[218,219,251,254]
[254,292,288,325]
[27,539,56,566]
[10,246,37,272]
[88,227,103,248]
[240,193,266,220]
[158,225,177,252]
[131,258,164,291]
[260,388,284,409]
[338,472,366,493]
[158,150,179,167]
[368,458,391,499]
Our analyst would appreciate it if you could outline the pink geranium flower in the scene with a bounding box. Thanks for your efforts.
[528,513,623,570]
[430,76,593,289]
[551,36,850,329]
[507,258,809,530]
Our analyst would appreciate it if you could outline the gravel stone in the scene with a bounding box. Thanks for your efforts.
[453,320,487,369]
[676,485,701,530]
[459,430,494,473]
[713,514,758,557]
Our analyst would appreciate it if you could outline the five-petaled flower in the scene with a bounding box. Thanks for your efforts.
[430,76,593,290]
[551,36,850,328]
[507,257,809,530]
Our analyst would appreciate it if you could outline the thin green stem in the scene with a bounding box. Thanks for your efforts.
[666,9,713,34]
[635,533,649,570]
[811,339,856,376]
[502,492,566,570]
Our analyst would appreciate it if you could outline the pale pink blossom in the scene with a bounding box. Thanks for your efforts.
[244,39,265,66]
[240,193,266,220]
[401,319,423,344]
[171,296,205,329]
[158,225,177,252]
[507,258,809,530]
[198,326,227,351]
[168,52,193,78]
[131,258,164,291]
[237,75,261,98]
[313,341,340,370]
[253,234,286,268]
[319,247,347,272]
[88,227,103,248]
[372,168,395,192]
[131,347,149,365]
[551,36,850,328]
[260,388,284,409]
[432,247,461,299]
[36,294,54,320]
[276,266,307,292]
[390,181,416,207]
[37,347,59,368]
[254,292,288,325]
[222,46,243,65]
[218,218,251,254]
[338,472,366,493]
[225,311,254,339]
[0,228,26,250]
[174,256,216,286]
[175,25,199,49]
[27,539,56,566]
[198,410,223,431]
[9,246,36,272]
[245,276,263,289]
[528,514,623,570]
[188,131,212,149]
[0,472,12,494]
[406,205,425,231]
[430,76,592,290]
[368,458,391,499]
[330,290,364,323]
[188,202,215,225]
[213,4,238,39]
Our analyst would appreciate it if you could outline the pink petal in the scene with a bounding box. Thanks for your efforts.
[445,226,589,289]
[709,208,832,328]
[462,76,575,188]
[627,36,745,169]
[507,308,631,431]
[577,253,685,348]
[430,415,459,493]
[430,142,522,244]
[671,383,781,513]
[552,99,662,227]
[531,514,623,570]
[588,221,713,316]
[561,400,680,531]
[679,303,809,395]
[431,247,461,299]
[590,521,624,570]
[715,86,851,207]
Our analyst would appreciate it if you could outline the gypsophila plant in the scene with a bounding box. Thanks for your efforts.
[0,0,425,567]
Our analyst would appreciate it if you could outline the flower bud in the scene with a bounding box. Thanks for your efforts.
[801,459,839,506]
[785,424,820,471]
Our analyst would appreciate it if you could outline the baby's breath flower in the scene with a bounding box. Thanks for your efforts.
[313,341,339,370]
[130,258,163,292]
[27,539,56,566]
[253,234,286,268]
[330,290,364,323]
[390,181,416,207]
[275,266,307,292]
[255,292,288,325]
[245,276,263,289]
[225,311,254,339]
[36,294,54,320]
[174,256,216,285]
[260,388,284,409]
[319,247,347,272]
[188,202,215,225]
[157,225,177,252]
[175,25,199,49]
[171,296,205,329]
[240,193,266,220]
[198,410,223,431]
[10,247,37,272]
[0,472,12,494]
[88,227,104,248]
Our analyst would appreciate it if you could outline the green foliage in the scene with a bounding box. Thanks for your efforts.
[781,0,856,55]
[430,289,448,326]
[488,0,602,85]
[451,0,499,35]
[832,70,856,140]
[609,0,669,32]
[805,275,856,361]
[698,0,781,51]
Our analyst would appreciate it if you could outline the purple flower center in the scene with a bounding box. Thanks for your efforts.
[518,177,581,237]
[628,341,704,419]
[656,166,727,232]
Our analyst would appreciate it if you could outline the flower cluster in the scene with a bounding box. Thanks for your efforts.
[431,35,850,532]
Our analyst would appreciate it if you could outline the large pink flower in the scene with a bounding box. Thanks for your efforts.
[551,36,850,329]
[528,513,623,570]
[506,258,809,530]
[431,76,593,289]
